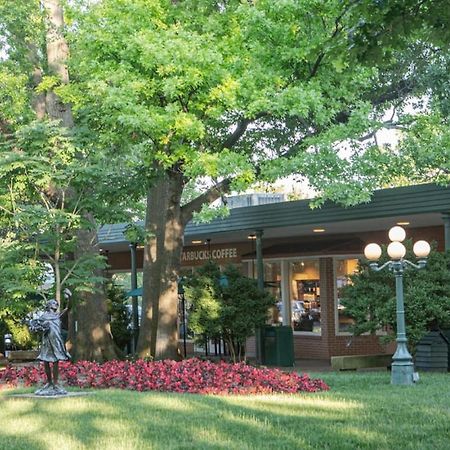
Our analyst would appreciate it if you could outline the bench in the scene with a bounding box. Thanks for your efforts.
[331,354,392,371]
[7,350,40,362]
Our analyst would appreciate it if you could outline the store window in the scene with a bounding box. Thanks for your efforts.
[336,258,359,332]
[290,259,320,333]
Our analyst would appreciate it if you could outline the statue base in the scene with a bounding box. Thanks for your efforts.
[9,391,93,399]
[35,383,68,396]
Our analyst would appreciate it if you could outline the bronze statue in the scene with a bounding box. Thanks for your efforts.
[27,299,71,396]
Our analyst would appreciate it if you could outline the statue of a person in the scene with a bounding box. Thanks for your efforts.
[27,299,71,396]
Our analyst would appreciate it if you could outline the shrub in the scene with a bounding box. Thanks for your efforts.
[185,262,275,361]
[341,244,450,349]
[106,282,133,352]
[0,358,329,394]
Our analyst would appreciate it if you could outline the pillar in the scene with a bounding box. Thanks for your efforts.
[255,230,264,291]
[442,213,450,251]
[280,260,291,326]
[129,242,139,353]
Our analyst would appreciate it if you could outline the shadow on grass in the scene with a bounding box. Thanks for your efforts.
[0,372,449,450]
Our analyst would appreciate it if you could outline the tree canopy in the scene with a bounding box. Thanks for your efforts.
[1,0,449,360]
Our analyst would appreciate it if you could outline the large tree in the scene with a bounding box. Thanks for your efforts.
[0,0,141,360]
[63,0,449,359]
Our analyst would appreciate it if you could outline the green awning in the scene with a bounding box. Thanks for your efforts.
[126,287,143,297]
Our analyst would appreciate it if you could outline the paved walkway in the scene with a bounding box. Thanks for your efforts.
[294,359,332,373]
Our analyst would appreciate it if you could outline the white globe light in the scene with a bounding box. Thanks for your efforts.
[364,243,382,261]
[388,226,406,242]
[387,241,406,260]
[413,240,431,258]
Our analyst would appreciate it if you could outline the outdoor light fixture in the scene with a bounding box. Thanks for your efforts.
[396,221,410,226]
[364,243,382,261]
[413,240,431,258]
[387,241,406,260]
[3,334,13,358]
[313,228,325,233]
[191,240,202,244]
[247,234,256,240]
[388,225,406,242]
[363,226,431,385]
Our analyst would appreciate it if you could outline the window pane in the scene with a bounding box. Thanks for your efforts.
[263,261,281,324]
[291,259,320,333]
[336,258,359,332]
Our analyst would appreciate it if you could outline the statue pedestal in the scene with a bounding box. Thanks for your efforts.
[9,391,94,399]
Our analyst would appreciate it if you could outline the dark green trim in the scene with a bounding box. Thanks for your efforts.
[98,183,450,245]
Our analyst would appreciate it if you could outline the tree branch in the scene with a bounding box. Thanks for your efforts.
[221,119,251,149]
[181,178,232,225]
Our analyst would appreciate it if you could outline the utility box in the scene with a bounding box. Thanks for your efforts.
[415,331,449,372]
[257,326,294,367]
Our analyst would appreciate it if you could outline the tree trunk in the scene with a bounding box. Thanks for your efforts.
[137,171,231,360]
[27,43,46,119]
[43,0,117,360]
[69,223,117,361]
[137,170,185,360]
[42,0,73,127]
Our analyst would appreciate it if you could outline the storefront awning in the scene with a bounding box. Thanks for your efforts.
[126,287,143,297]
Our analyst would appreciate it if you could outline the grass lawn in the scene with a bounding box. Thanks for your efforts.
[0,371,449,450]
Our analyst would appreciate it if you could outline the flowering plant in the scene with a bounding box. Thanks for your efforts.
[0,358,329,394]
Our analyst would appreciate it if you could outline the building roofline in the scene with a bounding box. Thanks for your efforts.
[98,183,450,245]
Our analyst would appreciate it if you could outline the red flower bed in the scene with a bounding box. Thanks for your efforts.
[0,359,329,394]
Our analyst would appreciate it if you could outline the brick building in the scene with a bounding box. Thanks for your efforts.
[99,183,450,360]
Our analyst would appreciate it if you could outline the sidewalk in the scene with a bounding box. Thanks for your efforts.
[294,359,332,373]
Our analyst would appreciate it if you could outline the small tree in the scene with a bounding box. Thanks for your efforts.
[341,244,450,349]
[185,262,275,362]
[106,282,133,355]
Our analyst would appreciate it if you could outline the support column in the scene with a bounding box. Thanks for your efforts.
[442,213,450,251]
[254,230,264,364]
[129,242,139,353]
[255,230,264,291]
[280,261,291,326]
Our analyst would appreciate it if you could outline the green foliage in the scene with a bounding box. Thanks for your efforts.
[123,223,148,245]
[62,0,450,213]
[185,262,275,361]
[341,245,450,348]
[0,120,107,302]
[106,282,132,353]
[0,317,36,352]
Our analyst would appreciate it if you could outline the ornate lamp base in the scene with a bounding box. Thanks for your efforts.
[391,362,415,385]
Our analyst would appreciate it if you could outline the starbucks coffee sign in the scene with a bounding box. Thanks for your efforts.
[182,247,238,263]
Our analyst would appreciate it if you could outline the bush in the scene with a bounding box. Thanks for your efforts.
[106,282,133,352]
[341,244,450,349]
[185,262,275,362]
[0,358,329,394]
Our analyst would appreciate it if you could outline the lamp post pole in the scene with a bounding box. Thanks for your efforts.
[178,279,187,358]
[255,230,264,291]
[391,260,414,384]
[364,226,430,386]
[129,242,139,354]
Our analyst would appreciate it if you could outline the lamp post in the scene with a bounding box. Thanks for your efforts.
[364,226,431,386]
[129,242,139,354]
[178,278,187,358]
[3,334,13,359]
